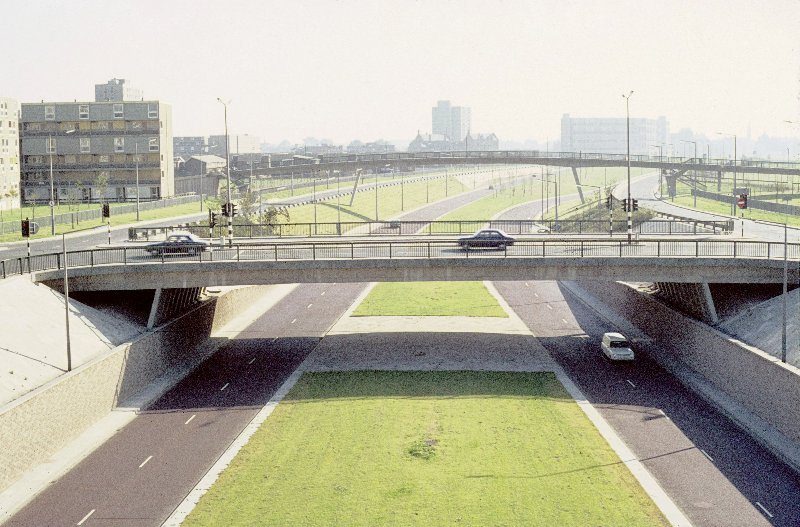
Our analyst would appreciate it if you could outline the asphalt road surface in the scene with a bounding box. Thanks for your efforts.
[495,279,800,527]
[6,282,366,526]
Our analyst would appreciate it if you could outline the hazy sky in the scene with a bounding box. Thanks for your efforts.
[4,0,799,144]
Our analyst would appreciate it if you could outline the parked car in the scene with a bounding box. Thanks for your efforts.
[601,332,635,361]
[458,229,515,250]
[145,232,210,257]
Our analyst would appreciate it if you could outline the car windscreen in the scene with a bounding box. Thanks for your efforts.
[609,341,630,348]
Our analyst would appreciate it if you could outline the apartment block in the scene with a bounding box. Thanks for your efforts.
[431,100,471,141]
[561,114,669,155]
[207,134,261,156]
[0,97,21,210]
[95,78,143,102]
[20,100,173,203]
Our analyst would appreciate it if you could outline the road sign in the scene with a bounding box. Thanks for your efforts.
[737,194,748,209]
[30,222,40,235]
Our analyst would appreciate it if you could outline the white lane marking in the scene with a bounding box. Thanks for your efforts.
[138,455,153,468]
[525,282,529,287]
[272,337,278,342]
[626,379,636,388]
[700,449,714,462]
[248,358,255,365]
[184,414,196,425]
[220,383,229,391]
[77,508,95,525]
[533,293,539,298]
[561,318,569,324]
[546,304,553,310]
[320,291,326,296]
[658,409,670,420]
[291,318,297,324]
[307,303,313,309]
[755,502,774,518]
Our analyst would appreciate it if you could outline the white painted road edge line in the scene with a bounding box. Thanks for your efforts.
[700,449,714,462]
[162,367,307,527]
[220,383,229,392]
[76,508,95,525]
[755,502,773,518]
[553,366,693,527]
[138,455,153,469]
[247,358,255,365]
[627,379,637,388]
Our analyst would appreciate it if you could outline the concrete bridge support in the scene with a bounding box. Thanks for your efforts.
[655,282,719,325]
[146,287,204,329]
[570,166,586,204]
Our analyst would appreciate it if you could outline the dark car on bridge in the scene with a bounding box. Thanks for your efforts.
[458,229,515,250]
[145,232,210,257]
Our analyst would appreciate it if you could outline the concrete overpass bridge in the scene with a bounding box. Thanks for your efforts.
[249,151,800,178]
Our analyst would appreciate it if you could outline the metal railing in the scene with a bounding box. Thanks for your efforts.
[128,217,734,241]
[4,238,798,281]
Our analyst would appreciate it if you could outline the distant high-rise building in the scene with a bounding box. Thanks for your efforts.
[0,97,21,210]
[561,114,669,155]
[173,136,207,159]
[94,78,143,102]
[431,100,471,141]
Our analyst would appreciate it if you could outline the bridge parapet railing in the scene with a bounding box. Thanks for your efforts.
[3,238,799,282]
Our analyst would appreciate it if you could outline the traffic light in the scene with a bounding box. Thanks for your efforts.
[606,195,613,210]
[102,203,110,218]
[231,204,238,217]
[21,218,30,238]
[209,209,218,228]
[632,199,639,212]
[621,198,629,212]
[221,202,230,217]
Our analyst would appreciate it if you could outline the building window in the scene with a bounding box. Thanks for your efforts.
[114,137,124,153]
[80,137,90,153]
[47,137,56,154]
[79,105,89,119]
[45,105,55,120]
[99,155,110,163]
[149,138,159,152]
[113,103,123,118]
[148,103,158,119]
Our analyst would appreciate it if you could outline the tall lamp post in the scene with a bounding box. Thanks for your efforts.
[134,143,140,221]
[622,91,634,244]
[216,98,233,245]
[48,129,75,235]
[680,140,697,207]
[717,132,737,216]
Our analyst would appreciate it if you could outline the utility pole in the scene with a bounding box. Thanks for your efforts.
[135,143,140,221]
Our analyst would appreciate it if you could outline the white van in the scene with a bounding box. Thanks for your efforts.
[601,332,634,361]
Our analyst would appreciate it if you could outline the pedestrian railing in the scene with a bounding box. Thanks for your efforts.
[3,238,798,281]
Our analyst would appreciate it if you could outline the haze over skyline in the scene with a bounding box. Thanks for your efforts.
[4,0,799,145]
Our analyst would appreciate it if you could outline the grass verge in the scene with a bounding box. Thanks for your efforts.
[183,371,668,527]
[352,281,508,317]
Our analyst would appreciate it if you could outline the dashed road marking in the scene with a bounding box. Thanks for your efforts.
[700,449,714,462]
[291,318,297,324]
[220,383,229,391]
[138,455,153,469]
[756,502,773,518]
[248,358,255,365]
[320,291,326,296]
[561,318,569,324]
[184,414,196,425]
[533,293,539,298]
[546,304,553,310]
[658,409,670,420]
[307,303,313,309]
[272,337,278,342]
[77,509,95,525]
[626,379,636,388]
[525,282,529,287]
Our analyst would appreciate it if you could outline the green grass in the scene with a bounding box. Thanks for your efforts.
[352,281,508,317]
[183,371,668,527]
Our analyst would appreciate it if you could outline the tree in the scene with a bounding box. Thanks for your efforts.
[95,171,110,204]
[258,205,289,235]
[238,190,259,220]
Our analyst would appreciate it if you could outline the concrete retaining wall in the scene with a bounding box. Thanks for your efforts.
[570,281,800,449]
[0,285,274,493]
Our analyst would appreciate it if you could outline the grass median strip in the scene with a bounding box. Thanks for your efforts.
[183,371,668,527]
[352,282,508,317]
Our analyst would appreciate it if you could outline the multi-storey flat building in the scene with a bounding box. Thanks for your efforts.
[0,97,20,210]
[20,100,173,203]
[95,78,142,103]
[174,136,207,158]
[561,113,669,155]
[207,134,261,156]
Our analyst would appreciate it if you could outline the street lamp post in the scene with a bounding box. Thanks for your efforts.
[62,233,72,371]
[48,129,75,235]
[717,132,737,216]
[216,98,233,245]
[622,91,634,244]
[680,140,697,207]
